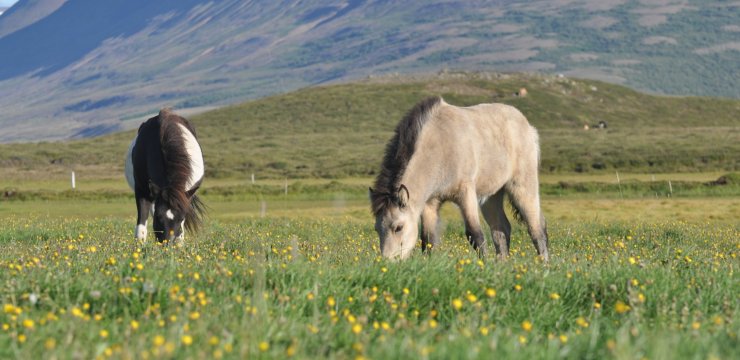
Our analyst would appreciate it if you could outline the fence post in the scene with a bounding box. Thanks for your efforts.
[71,171,76,190]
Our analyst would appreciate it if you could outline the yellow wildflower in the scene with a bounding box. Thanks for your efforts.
[615,301,631,314]
[451,298,463,310]
[522,320,533,332]
[153,335,165,346]
[182,335,193,346]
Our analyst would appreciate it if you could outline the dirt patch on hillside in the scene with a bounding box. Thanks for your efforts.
[642,36,678,45]
[580,16,619,29]
[694,42,740,55]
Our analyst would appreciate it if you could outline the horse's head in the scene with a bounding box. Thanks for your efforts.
[149,181,187,244]
[370,185,418,261]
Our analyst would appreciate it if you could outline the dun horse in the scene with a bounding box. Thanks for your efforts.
[370,97,549,261]
[125,109,205,243]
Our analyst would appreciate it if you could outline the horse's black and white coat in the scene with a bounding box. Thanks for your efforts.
[125,109,205,243]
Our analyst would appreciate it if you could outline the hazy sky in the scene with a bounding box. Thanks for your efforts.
[0,0,18,7]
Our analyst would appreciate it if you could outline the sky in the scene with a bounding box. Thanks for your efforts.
[0,0,18,7]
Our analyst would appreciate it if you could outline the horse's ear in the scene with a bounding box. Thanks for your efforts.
[397,185,409,208]
[148,180,161,196]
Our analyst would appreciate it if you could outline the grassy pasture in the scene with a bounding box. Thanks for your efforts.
[0,214,737,359]
[1,173,738,359]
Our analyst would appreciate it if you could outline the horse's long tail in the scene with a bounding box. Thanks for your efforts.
[507,194,525,223]
[185,194,206,233]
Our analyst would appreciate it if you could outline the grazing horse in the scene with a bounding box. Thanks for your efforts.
[369,97,549,261]
[124,109,205,243]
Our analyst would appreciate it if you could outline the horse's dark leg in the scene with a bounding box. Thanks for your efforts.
[481,190,511,260]
[457,187,487,258]
[420,199,441,255]
[135,195,152,241]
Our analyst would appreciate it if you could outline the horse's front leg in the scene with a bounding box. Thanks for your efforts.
[135,196,152,240]
[176,220,185,244]
[420,199,441,255]
[457,187,487,258]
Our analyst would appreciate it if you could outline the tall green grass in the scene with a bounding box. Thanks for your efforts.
[0,217,737,359]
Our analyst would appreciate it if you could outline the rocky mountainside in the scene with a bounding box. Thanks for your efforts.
[0,0,738,142]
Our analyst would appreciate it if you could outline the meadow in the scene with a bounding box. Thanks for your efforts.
[0,213,738,359]
[1,173,738,359]
[1,74,738,359]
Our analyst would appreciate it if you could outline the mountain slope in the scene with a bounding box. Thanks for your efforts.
[0,0,66,38]
[1,73,738,180]
[0,0,738,142]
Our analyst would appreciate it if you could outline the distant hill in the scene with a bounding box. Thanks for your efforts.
[0,0,66,38]
[1,73,738,179]
[0,0,738,142]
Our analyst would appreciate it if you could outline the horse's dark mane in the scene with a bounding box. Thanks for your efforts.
[371,96,442,215]
[157,109,205,232]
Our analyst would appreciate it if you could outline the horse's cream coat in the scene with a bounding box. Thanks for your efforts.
[372,99,548,261]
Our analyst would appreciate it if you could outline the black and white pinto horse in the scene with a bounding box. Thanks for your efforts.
[125,109,205,243]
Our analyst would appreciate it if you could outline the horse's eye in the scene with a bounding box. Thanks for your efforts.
[394,225,403,233]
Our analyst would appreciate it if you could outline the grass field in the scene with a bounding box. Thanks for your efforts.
[1,173,738,359]
[0,214,737,359]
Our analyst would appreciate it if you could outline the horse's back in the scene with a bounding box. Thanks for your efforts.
[421,101,539,196]
[431,102,537,152]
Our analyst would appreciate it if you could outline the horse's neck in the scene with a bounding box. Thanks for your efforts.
[398,149,440,214]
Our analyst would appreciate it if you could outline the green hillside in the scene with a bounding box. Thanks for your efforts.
[1,73,738,180]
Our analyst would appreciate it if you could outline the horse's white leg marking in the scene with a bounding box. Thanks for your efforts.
[166,209,174,220]
[124,136,137,191]
[177,220,185,242]
[176,123,204,191]
[151,203,155,214]
[136,223,147,240]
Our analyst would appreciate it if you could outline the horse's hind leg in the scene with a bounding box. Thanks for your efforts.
[421,199,441,254]
[481,190,511,259]
[506,178,549,261]
[135,195,152,241]
[457,186,487,257]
